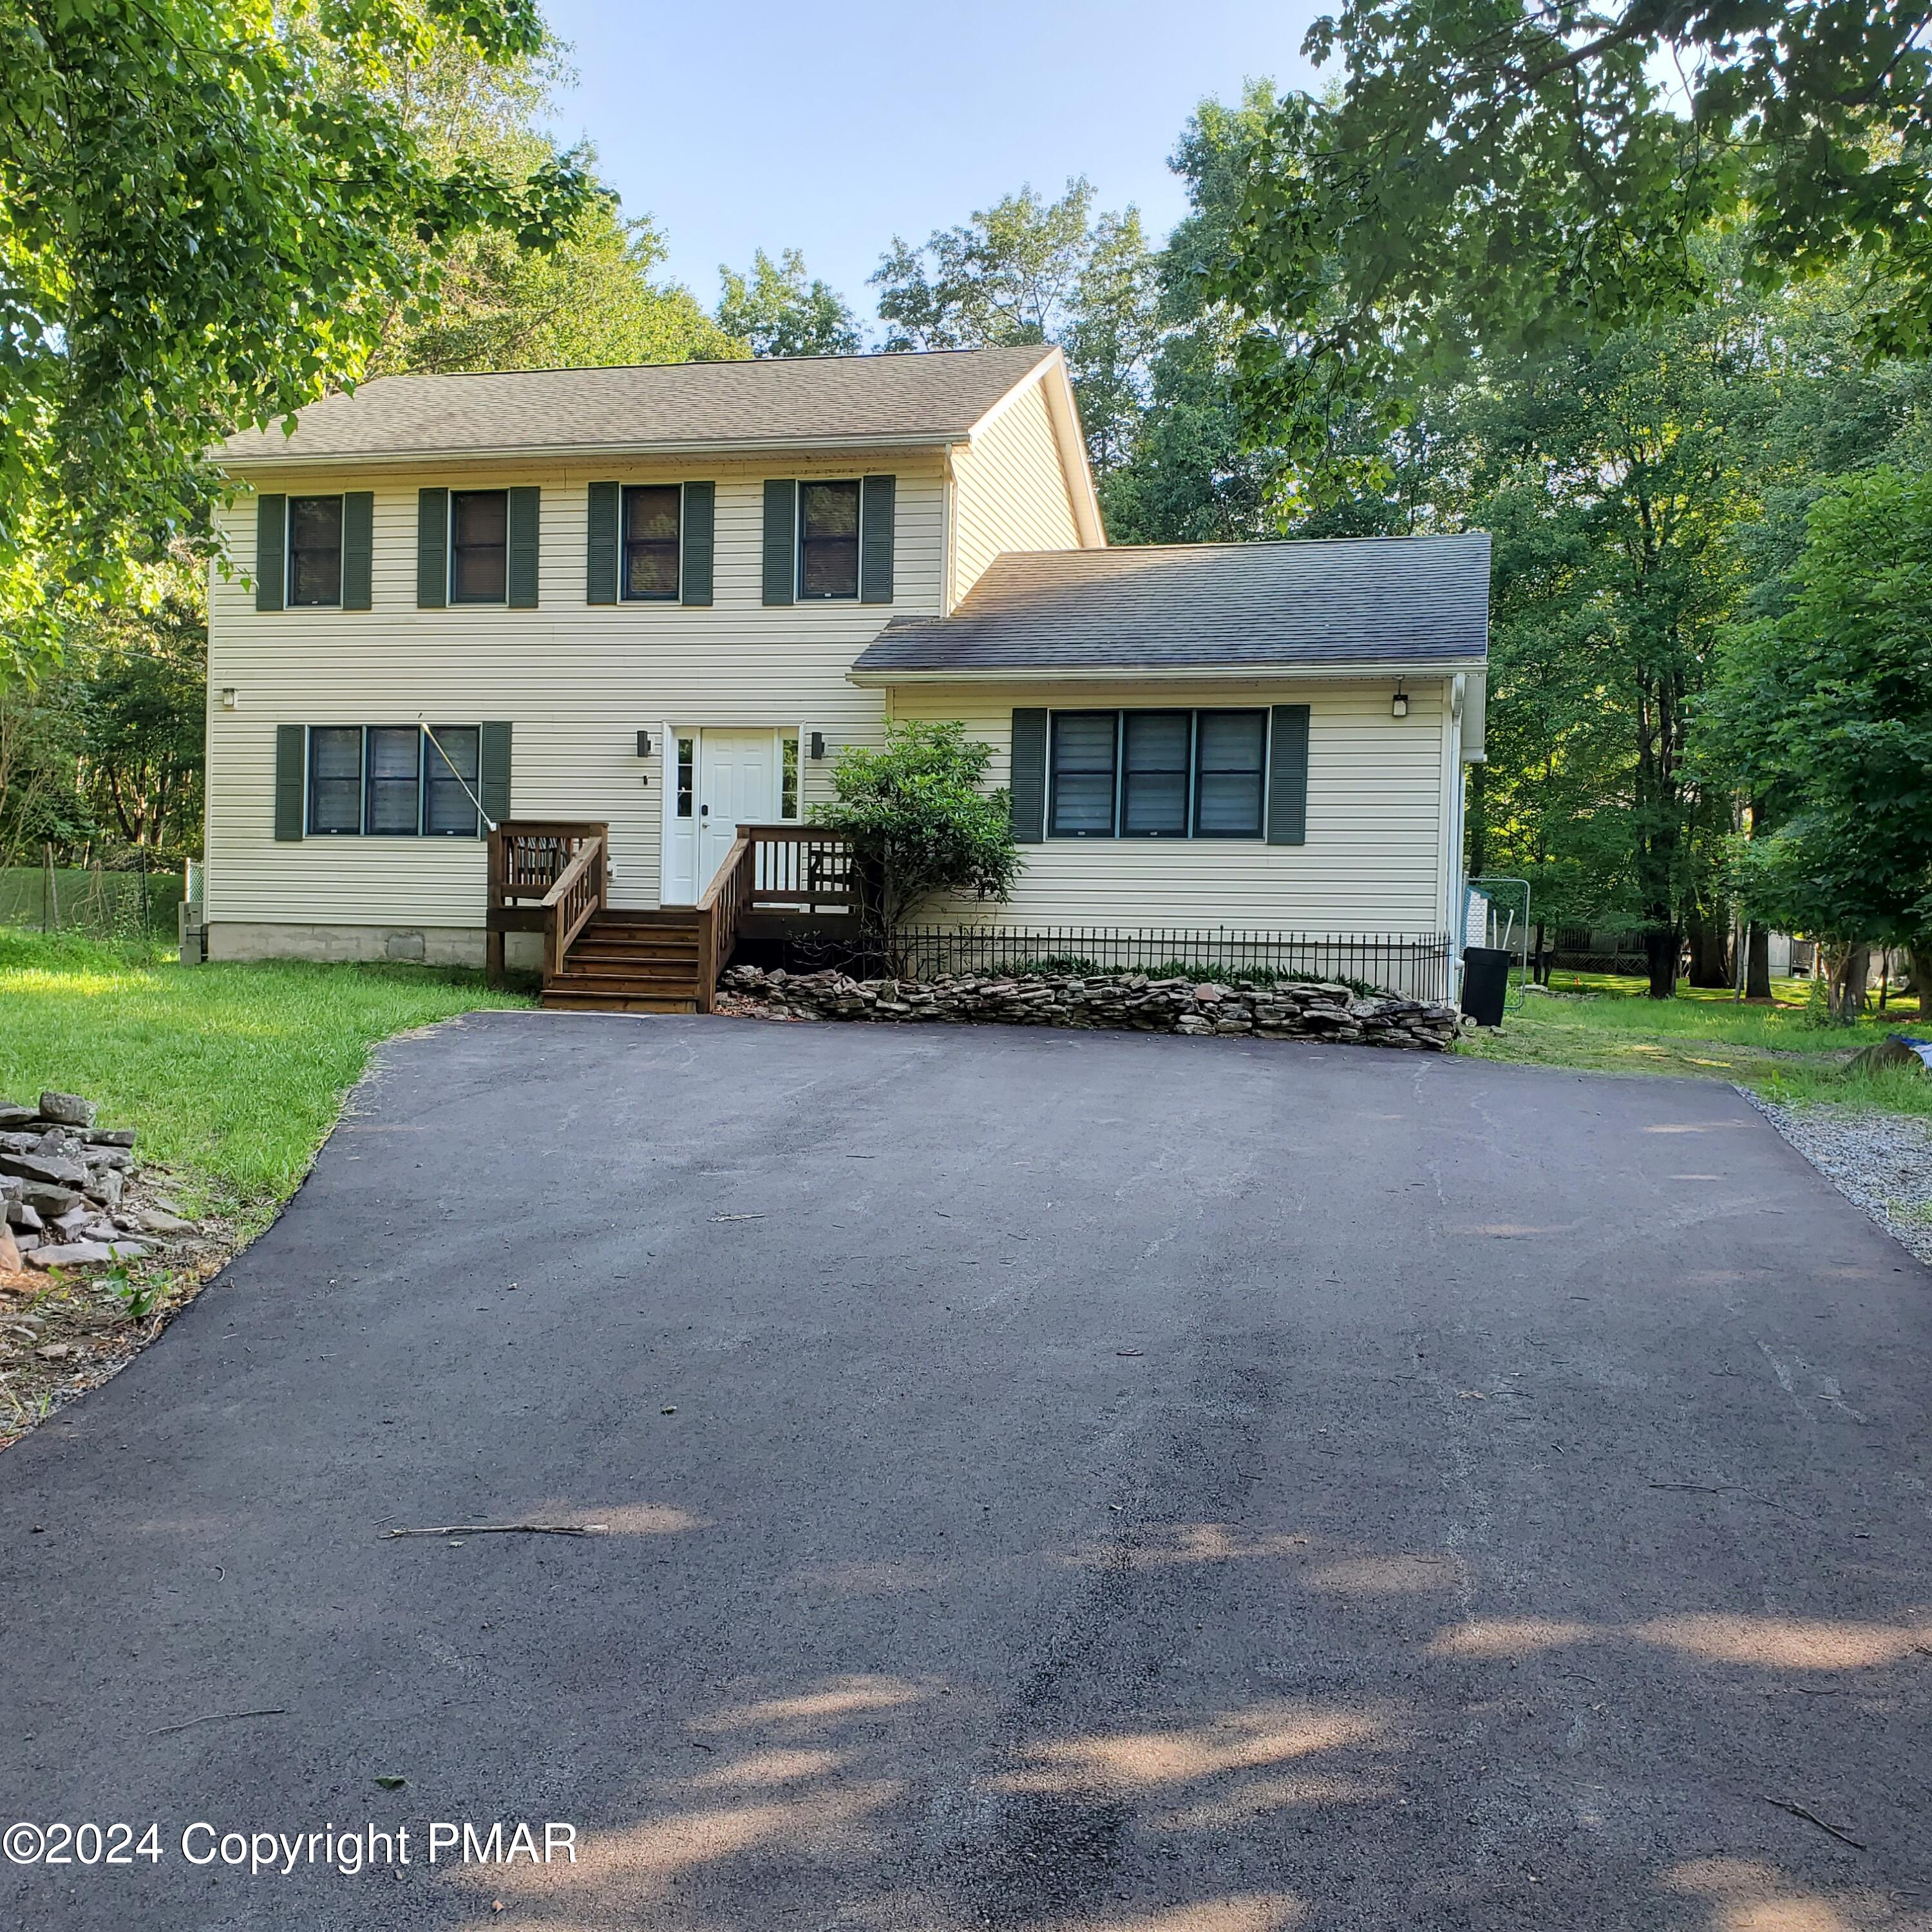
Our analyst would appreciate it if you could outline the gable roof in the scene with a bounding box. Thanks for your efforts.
[218,344,1063,466]
[851,534,1492,681]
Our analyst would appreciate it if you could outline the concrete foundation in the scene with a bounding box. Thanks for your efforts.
[204,923,542,973]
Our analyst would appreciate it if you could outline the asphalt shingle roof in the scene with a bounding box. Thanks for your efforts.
[853,533,1492,676]
[220,345,1059,464]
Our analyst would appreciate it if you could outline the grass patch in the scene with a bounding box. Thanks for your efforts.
[0,931,531,1208]
[1457,971,1932,1117]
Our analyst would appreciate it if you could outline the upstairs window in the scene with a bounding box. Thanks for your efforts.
[798,480,860,599]
[1046,710,1270,839]
[451,490,509,603]
[287,497,343,607]
[623,484,681,600]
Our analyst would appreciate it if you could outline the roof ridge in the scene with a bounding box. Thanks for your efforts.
[354,343,1056,385]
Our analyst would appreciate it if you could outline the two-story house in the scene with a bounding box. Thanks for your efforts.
[206,343,1489,1008]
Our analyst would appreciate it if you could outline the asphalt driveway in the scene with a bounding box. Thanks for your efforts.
[3,1014,1928,1931]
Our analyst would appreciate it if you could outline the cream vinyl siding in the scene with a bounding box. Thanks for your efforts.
[949,377,1083,606]
[889,679,1455,934]
[205,456,941,927]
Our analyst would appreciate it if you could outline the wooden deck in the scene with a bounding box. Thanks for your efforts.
[487,820,854,1013]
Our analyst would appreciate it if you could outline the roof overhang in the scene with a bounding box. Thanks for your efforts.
[220,431,972,474]
[849,658,1488,687]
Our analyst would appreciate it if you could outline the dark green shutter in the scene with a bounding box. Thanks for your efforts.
[681,481,714,606]
[860,474,895,604]
[586,482,619,604]
[274,724,305,840]
[507,487,540,609]
[479,722,512,827]
[341,491,373,610]
[762,478,797,605]
[417,488,448,608]
[1266,705,1311,846]
[1009,709,1047,842]
[256,495,285,612]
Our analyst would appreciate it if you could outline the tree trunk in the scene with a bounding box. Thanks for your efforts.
[1685,916,1731,988]
[1830,943,1870,1023]
[1643,927,1679,999]
[1745,925,1772,1001]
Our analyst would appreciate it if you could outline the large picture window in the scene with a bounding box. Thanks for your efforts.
[623,484,680,600]
[450,491,509,603]
[798,480,860,599]
[287,497,343,607]
[1046,710,1269,840]
[305,726,482,837]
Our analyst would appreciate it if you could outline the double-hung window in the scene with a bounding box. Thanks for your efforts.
[623,485,680,599]
[1047,710,1269,839]
[287,497,344,607]
[305,726,482,837]
[798,480,860,598]
[451,491,509,603]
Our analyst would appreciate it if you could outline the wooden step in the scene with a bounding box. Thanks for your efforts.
[541,987,698,1014]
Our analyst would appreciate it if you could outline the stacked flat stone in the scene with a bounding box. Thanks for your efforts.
[0,1091,173,1271]
[721,967,1461,1051]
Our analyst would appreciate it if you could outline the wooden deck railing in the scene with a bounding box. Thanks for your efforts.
[486,819,608,987]
[694,829,754,1014]
[743,824,855,914]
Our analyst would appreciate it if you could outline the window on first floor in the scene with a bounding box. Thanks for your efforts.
[781,731,799,819]
[306,726,482,837]
[1047,709,1269,839]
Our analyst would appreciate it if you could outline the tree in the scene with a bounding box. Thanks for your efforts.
[716,250,862,359]
[385,207,743,373]
[808,723,1022,971]
[0,0,600,676]
[872,180,1161,479]
[1710,467,1932,1012]
[1217,0,1932,473]
[1103,85,1291,544]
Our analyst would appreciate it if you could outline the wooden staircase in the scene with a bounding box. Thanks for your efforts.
[539,909,705,1012]
[488,819,855,1015]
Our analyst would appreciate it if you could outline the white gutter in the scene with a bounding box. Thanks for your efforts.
[848,659,1488,687]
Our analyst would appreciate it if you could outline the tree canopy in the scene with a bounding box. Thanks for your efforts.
[1216,0,1932,469]
[717,249,862,359]
[0,0,601,675]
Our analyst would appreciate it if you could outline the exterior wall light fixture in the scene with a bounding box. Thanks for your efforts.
[1391,686,1409,719]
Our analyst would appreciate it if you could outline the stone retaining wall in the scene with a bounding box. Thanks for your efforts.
[721,965,1463,1050]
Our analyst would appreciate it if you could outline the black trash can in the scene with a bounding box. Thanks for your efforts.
[1461,945,1511,1027]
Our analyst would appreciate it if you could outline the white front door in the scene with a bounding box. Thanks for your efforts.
[696,730,779,896]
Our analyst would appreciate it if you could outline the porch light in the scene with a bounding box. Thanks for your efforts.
[220,688,238,710]
[1391,686,1409,719]
[635,730,652,757]
[810,731,826,760]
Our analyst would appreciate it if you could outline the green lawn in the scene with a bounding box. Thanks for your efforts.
[1457,971,1932,1116]
[0,932,531,1212]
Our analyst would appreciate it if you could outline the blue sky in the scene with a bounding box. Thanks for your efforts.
[541,0,1327,335]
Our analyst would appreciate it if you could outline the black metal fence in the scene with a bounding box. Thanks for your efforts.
[0,864,185,940]
[893,927,1457,1000]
